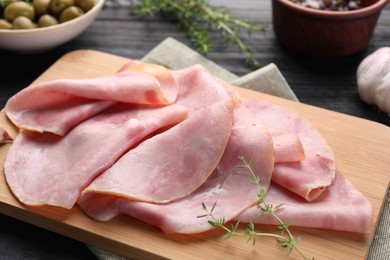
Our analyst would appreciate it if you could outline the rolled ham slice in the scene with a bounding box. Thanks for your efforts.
[5,64,179,136]
[81,98,235,204]
[236,173,372,233]
[242,99,336,201]
[270,128,305,163]
[78,104,275,234]
[4,103,188,209]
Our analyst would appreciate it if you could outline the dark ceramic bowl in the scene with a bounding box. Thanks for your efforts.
[272,0,389,56]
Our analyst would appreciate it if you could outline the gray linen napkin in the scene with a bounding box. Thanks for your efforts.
[88,37,389,260]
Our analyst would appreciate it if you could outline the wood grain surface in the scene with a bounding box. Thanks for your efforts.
[0,50,389,260]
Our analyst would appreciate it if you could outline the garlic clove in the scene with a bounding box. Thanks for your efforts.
[357,47,390,114]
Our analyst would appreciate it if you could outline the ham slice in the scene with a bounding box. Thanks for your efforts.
[4,103,188,209]
[78,104,275,234]
[242,99,336,201]
[173,65,237,110]
[236,173,372,233]
[270,128,305,163]
[81,98,235,204]
[118,63,179,105]
[5,64,178,136]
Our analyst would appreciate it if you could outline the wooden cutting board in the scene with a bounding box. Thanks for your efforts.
[0,50,389,260]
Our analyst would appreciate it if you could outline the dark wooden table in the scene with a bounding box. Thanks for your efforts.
[0,1,389,259]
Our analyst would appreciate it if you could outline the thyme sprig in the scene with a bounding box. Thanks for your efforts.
[134,0,264,68]
[106,0,265,69]
[197,156,311,259]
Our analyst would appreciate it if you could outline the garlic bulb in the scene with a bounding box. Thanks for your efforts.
[357,47,390,114]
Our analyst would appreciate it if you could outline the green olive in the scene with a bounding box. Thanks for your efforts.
[3,0,19,6]
[1,1,19,20]
[1,0,19,10]
[75,0,95,12]
[49,0,75,16]
[33,0,51,17]
[4,2,35,22]
[1,0,92,30]
[38,14,58,27]
[0,19,12,29]
[59,6,84,23]
[12,16,36,29]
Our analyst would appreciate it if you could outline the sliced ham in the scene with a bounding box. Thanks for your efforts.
[270,128,305,163]
[173,65,238,110]
[236,173,372,233]
[4,103,188,209]
[78,103,275,234]
[4,61,371,238]
[81,98,235,204]
[5,64,178,136]
[242,99,336,201]
[118,63,179,105]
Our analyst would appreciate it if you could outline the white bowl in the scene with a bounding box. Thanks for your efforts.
[0,0,105,53]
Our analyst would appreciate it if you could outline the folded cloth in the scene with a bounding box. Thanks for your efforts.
[88,37,389,260]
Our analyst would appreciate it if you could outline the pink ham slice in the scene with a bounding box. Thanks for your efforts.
[173,65,238,110]
[4,103,188,209]
[5,64,178,136]
[242,99,335,201]
[118,63,179,105]
[173,64,304,164]
[78,104,274,234]
[81,98,235,204]
[270,128,305,163]
[236,173,372,233]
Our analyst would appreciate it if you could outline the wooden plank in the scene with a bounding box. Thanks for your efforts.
[0,50,389,260]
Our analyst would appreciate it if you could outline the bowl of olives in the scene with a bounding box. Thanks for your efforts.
[0,0,104,53]
[272,0,389,57]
